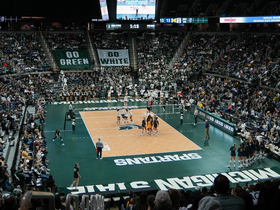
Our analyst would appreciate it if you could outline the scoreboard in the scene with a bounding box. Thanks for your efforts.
[160,17,208,24]
[106,23,155,30]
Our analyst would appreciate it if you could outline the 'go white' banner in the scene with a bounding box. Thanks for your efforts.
[97,49,130,66]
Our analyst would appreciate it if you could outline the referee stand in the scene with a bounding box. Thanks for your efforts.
[64,110,76,130]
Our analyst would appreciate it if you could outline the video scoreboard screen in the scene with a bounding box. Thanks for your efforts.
[106,23,155,30]
[99,0,109,21]
[160,17,208,24]
[116,0,156,20]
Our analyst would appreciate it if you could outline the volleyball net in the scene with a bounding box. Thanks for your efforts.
[77,104,179,119]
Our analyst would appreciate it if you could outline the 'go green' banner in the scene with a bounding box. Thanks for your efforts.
[54,50,91,70]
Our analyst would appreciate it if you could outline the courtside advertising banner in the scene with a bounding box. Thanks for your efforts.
[54,50,91,70]
[97,49,130,66]
[220,16,280,23]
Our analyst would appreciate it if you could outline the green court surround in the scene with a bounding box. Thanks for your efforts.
[44,100,280,195]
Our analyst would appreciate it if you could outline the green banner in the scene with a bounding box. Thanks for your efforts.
[54,50,91,70]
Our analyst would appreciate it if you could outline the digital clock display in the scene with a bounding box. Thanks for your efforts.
[130,24,139,29]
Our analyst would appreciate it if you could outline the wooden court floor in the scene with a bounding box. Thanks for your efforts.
[80,109,201,157]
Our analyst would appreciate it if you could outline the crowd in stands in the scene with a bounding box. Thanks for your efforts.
[45,32,87,50]
[175,33,238,74]
[0,74,26,195]
[93,32,130,49]
[0,30,280,209]
[0,33,51,73]
[137,32,186,93]
[0,57,16,75]
[57,67,134,101]
[0,73,56,209]
[112,175,280,210]
[208,33,280,88]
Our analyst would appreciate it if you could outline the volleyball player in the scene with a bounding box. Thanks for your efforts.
[144,91,148,101]
[227,143,236,168]
[107,89,111,101]
[70,163,81,189]
[237,143,244,168]
[124,95,128,107]
[162,99,166,112]
[160,90,164,104]
[128,109,133,123]
[146,107,152,117]
[134,87,138,99]
[147,117,152,136]
[165,91,169,102]
[248,141,254,166]
[150,115,154,132]
[117,109,121,125]
[142,117,146,135]
[124,109,129,124]
[148,95,153,110]
[53,129,63,142]
[152,90,158,104]
[153,116,159,137]
[244,142,249,167]
[121,107,126,124]
[117,88,121,101]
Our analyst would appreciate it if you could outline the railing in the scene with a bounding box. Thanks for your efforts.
[129,38,138,70]
[20,191,55,210]
[87,31,99,68]
[20,191,104,210]
[65,193,104,210]
[216,0,232,16]
[38,31,57,71]
[168,32,190,69]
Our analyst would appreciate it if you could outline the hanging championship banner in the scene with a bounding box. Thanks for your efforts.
[97,49,130,66]
[54,50,91,70]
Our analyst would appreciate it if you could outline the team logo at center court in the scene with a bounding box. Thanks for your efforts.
[119,124,142,131]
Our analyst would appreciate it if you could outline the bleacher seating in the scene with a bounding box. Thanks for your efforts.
[0,32,51,73]
[0,29,280,209]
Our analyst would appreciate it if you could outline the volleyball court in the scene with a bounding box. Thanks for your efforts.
[77,104,201,158]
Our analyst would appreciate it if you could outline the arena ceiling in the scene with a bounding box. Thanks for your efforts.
[2,0,168,18]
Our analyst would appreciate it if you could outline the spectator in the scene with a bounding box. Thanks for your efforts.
[154,191,172,210]
[214,175,245,210]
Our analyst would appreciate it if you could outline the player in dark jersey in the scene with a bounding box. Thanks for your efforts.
[244,142,250,167]
[70,163,81,189]
[237,143,244,168]
[227,143,236,168]
[153,116,159,137]
[53,129,63,143]
[142,117,146,135]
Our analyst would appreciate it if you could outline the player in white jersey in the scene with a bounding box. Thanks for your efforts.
[124,109,129,124]
[144,91,148,100]
[128,109,133,123]
[145,108,153,118]
[165,91,169,101]
[134,87,138,99]
[107,89,111,101]
[124,95,128,106]
[153,90,158,104]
